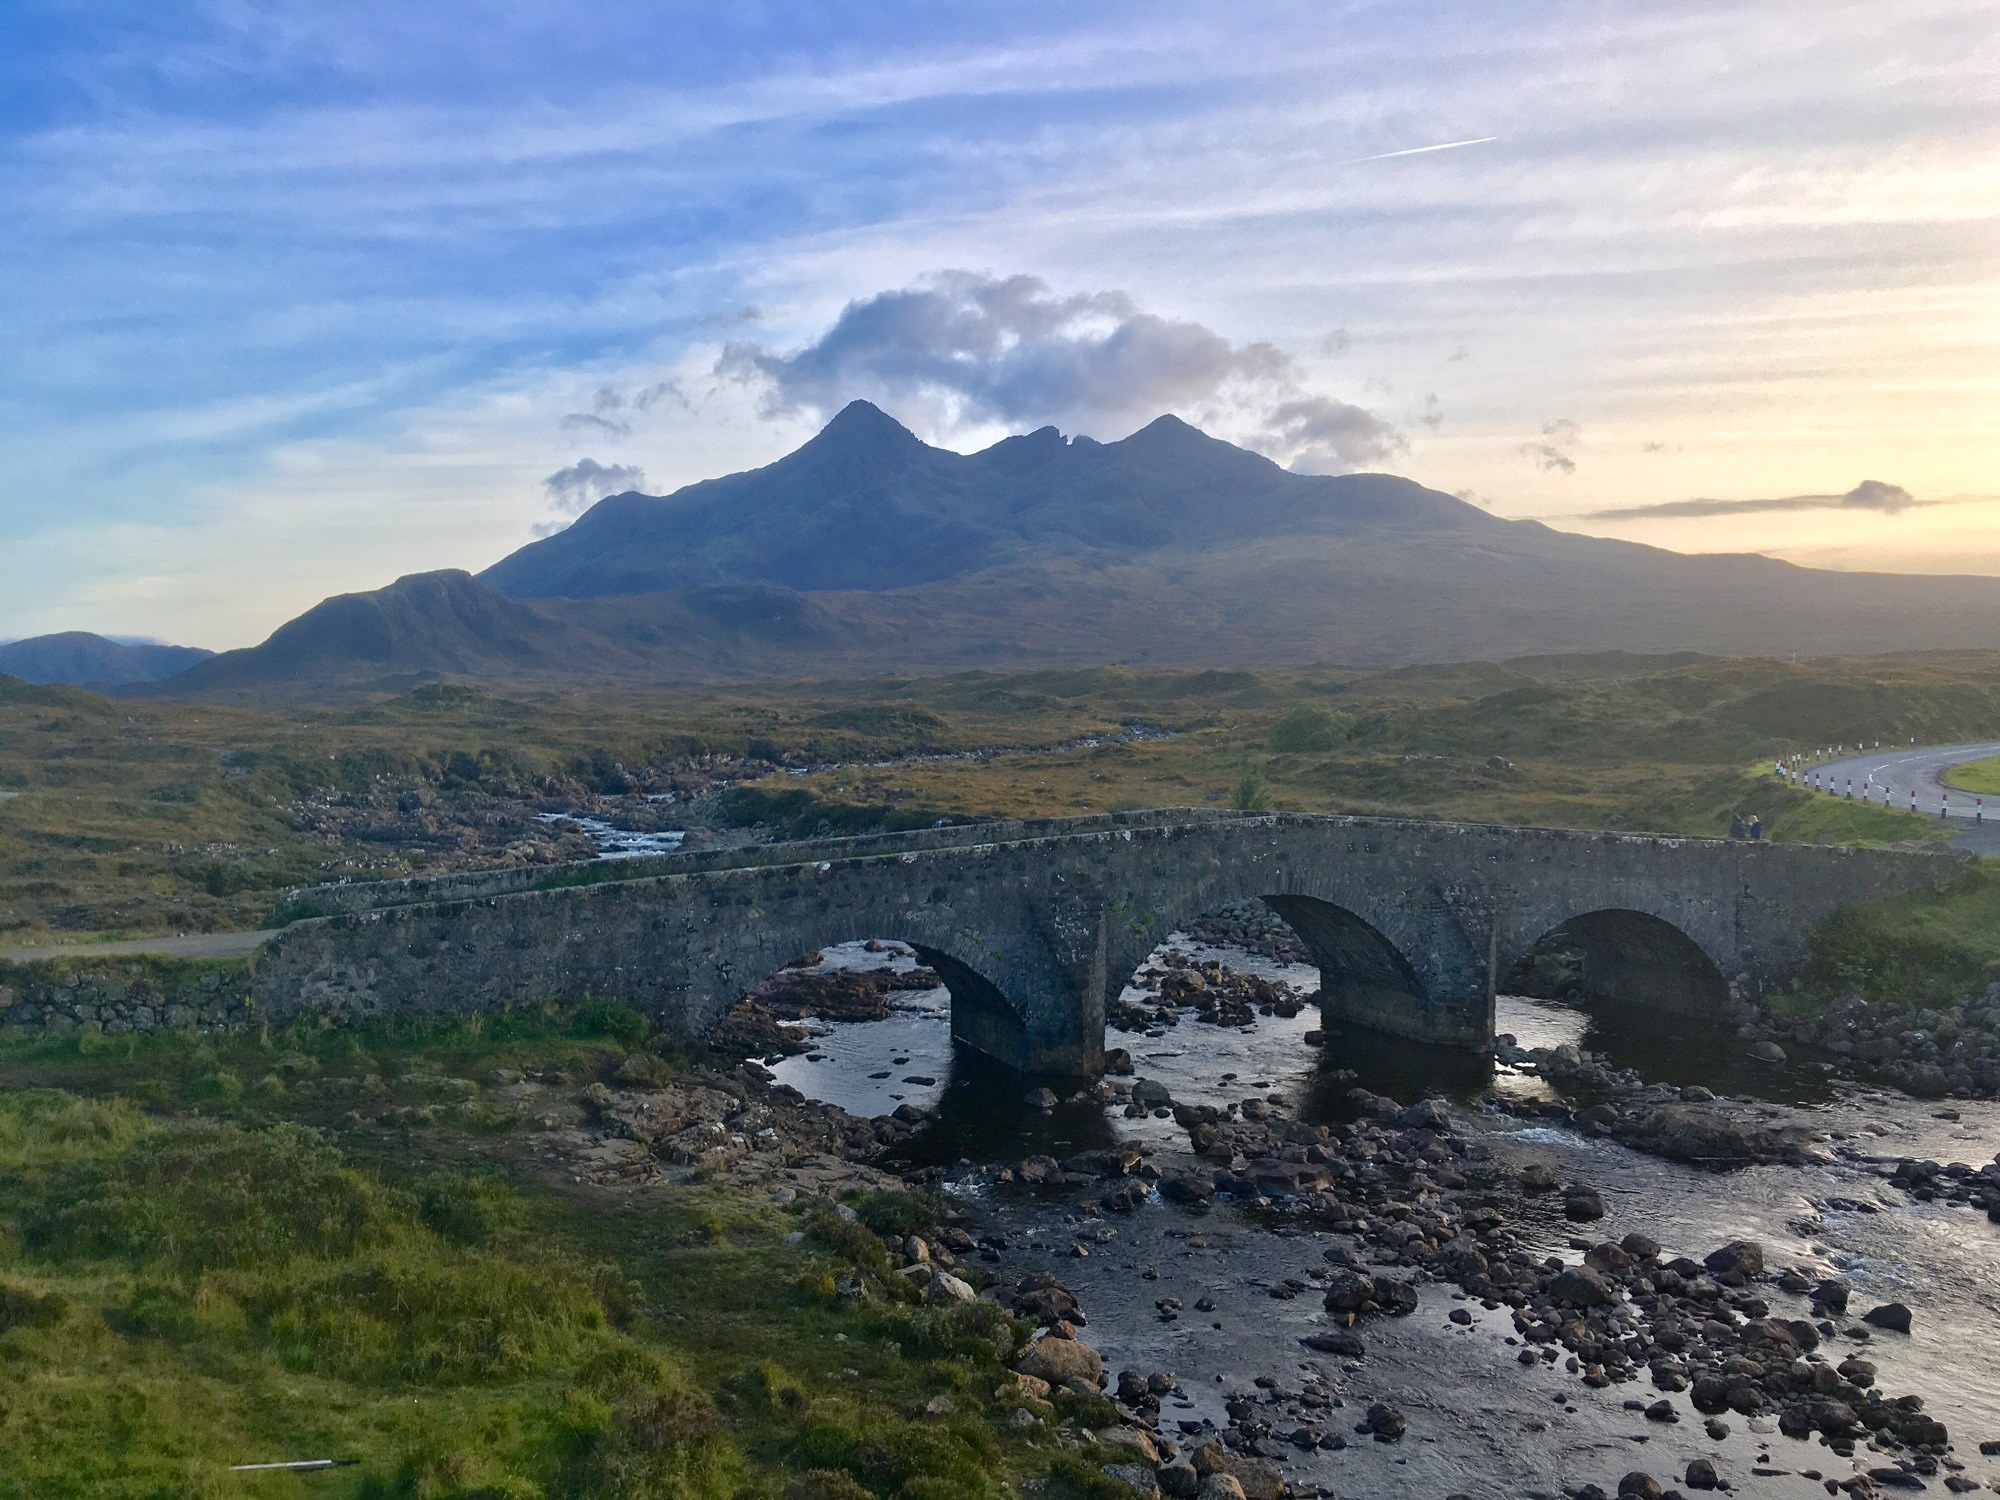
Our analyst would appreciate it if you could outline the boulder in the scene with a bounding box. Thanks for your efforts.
[1399,1098,1451,1132]
[1100,1428,1162,1465]
[1196,1478,1246,1500]
[1549,1265,1616,1308]
[1363,1401,1406,1442]
[1862,1302,1912,1333]
[1564,1189,1607,1222]
[1156,1463,1200,1500]
[1702,1240,1764,1278]
[1104,1464,1158,1494]
[1016,1336,1104,1387]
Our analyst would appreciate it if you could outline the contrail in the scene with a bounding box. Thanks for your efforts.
[1343,136,1498,165]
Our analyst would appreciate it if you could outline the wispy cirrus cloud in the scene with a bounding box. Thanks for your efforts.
[1583,479,1919,522]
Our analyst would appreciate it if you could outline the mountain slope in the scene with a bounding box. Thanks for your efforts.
[480,401,1500,601]
[150,570,642,698]
[0,632,213,686]
[139,404,2000,697]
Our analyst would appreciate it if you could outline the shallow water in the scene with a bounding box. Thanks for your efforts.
[535,810,685,859]
[770,938,2000,1492]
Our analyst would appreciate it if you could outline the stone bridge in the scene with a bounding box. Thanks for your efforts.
[250,810,1955,1075]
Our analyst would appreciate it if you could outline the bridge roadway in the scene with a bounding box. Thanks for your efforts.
[246,809,1954,1076]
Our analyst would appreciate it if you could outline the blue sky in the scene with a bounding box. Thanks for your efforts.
[2,1,1995,645]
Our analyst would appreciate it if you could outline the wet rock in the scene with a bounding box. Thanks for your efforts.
[1682,1458,1719,1492]
[1702,1240,1764,1278]
[1564,1188,1607,1222]
[1299,1329,1367,1358]
[1159,1170,1217,1204]
[1862,1302,1913,1333]
[1399,1097,1451,1132]
[1024,1088,1059,1111]
[1616,1474,1661,1500]
[1746,1039,1787,1066]
[1549,1265,1616,1309]
[1132,1079,1174,1109]
[1812,1277,1851,1314]
[1360,1401,1405,1442]
[1519,1163,1559,1192]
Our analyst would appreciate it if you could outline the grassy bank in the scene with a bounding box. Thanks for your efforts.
[1787,859,2000,1013]
[0,1007,1092,1500]
[1942,755,2000,795]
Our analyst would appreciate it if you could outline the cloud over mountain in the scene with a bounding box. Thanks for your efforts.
[717,271,1402,471]
[538,458,646,535]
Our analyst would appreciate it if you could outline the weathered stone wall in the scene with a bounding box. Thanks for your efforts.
[0,956,255,1037]
[247,812,1961,1073]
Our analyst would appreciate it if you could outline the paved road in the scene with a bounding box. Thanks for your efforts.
[0,929,278,965]
[1796,740,2000,854]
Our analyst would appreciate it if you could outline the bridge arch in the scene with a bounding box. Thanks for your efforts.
[1513,908,1729,1017]
[754,933,1034,1075]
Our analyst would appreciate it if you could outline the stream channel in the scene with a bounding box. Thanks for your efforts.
[766,940,2000,1499]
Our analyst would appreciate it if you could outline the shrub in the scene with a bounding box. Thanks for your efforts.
[1267,704,1354,753]
[1231,772,1274,812]
[849,1188,945,1241]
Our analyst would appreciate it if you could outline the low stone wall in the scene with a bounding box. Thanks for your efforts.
[0,956,255,1037]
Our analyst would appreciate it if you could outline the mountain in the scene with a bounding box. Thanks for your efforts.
[481,401,1491,599]
[149,569,645,698]
[137,402,2000,696]
[0,632,213,687]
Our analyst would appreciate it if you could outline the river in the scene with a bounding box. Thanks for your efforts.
[766,940,2000,1497]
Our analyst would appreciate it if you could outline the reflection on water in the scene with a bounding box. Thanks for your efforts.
[763,934,2000,1484]
[767,936,1842,1155]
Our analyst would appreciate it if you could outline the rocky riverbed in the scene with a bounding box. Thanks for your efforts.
[672,937,2000,1499]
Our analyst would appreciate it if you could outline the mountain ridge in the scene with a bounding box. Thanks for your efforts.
[0,632,213,687]
[121,402,2000,698]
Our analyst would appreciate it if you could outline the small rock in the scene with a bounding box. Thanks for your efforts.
[1684,1457,1720,1491]
[1617,1474,1662,1500]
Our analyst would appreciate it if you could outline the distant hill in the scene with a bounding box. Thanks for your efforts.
[0,632,212,687]
[150,569,645,699]
[135,402,2000,697]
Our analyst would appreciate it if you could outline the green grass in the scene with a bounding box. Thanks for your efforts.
[0,1006,1069,1500]
[1942,755,2000,796]
[1791,859,2000,1012]
[10,651,2000,942]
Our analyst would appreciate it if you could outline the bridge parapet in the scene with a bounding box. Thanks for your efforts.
[249,812,1962,1074]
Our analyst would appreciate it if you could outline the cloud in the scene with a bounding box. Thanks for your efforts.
[1582,479,1919,522]
[717,270,1401,472]
[1259,396,1405,472]
[1522,419,1580,474]
[560,388,634,438]
[542,457,647,517]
